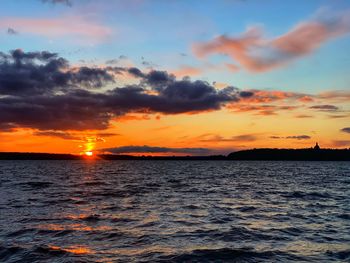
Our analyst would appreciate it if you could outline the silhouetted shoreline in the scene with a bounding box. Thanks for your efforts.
[228,148,350,161]
[0,148,349,161]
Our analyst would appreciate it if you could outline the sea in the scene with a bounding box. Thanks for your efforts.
[0,160,349,262]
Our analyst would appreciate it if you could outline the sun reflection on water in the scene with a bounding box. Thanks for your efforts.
[48,245,93,255]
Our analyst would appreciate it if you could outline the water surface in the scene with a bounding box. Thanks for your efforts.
[0,161,349,262]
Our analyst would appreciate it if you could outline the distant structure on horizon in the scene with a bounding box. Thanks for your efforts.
[314,142,320,150]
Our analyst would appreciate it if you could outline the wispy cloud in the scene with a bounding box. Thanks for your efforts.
[7,27,18,35]
[41,0,72,6]
[171,65,202,78]
[193,9,350,72]
[270,135,311,140]
[199,134,257,143]
[0,16,112,43]
[332,140,350,147]
[309,104,339,112]
[33,130,119,140]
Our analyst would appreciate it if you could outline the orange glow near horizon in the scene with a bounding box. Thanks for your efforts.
[0,109,349,155]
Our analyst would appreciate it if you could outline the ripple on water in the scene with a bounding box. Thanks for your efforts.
[155,247,305,262]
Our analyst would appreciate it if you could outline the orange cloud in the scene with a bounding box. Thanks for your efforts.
[171,65,202,78]
[318,90,350,102]
[198,134,257,143]
[228,104,298,116]
[115,114,152,122]
[193,10,350,72]
[239,90,313,103]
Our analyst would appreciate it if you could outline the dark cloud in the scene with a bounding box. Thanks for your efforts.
[105,59,119,65]
[128,67,144,78]
[328,115,349,119]
[239,91,254,98]
[33,130,120,140]
[41,0,72,6]
[286,135,311,140]
[105,55,128,65]
[0,49,114,96]
[0,50,244,131]
[101,145,212,155]
[96,132,120,137]
[270,135,311,140]
[309,104,339,111]
[270,136,281,139]
[142,70,176,88]
[33,130,81,140]
[294,114,313,118]
[7,28,18,35]
[341,127,350,134]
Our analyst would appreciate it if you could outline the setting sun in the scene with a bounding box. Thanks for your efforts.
[85,151,93,157]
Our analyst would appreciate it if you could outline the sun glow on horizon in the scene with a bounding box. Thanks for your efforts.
[85,151,93,156]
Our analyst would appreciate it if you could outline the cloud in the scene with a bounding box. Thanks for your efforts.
[41,0,72,6]
[1,49,344,133]
[294,114,313,118]
[7,27,18,35]
[239,90,313,103]
[33,130,119,140]
[101,145,212,155]
[341,127,350,134]
[199,134,257,142]
[0,49,115,96]
[171,65,202,78]
[332,140,350,147]
[0,16,111,43]
[229,104,297,115]
[105,55,128,65]
[309,104,339,111]
[270,135,311,140]
[317,90,350,102]
[327,114,349,119]
[33,130,81,140]
[0,49,246,132]
[286,135,311,140]
[193,9,350,72]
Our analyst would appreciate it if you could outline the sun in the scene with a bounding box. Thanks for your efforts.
[85,151,93,157]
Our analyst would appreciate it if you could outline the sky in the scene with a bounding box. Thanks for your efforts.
[0,0,349,155]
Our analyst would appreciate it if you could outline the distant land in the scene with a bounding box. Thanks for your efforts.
[0,146,349,161]
[227,148,350,161]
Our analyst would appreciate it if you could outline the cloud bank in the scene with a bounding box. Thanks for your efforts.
[102,145,212,155]
[0,49,347,134]
[0,49,247,132]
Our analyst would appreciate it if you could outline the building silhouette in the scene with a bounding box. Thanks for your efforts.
[314,142,320,150]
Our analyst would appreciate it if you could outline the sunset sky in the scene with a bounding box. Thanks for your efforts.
[0,0,349,155]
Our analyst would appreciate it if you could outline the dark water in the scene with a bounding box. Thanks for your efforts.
[0,161,349,262]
